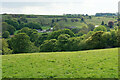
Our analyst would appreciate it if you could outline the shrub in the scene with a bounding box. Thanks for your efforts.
[40,39,57,52]
[2,39,13,55]
[94,25,107,32]
[2,31,10,38]
[9,33,37,53]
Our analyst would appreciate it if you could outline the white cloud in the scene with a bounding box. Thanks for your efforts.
[1,0,120,15]
[2,0,83,2]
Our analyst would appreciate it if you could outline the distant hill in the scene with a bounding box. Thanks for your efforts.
[95,13,117,17]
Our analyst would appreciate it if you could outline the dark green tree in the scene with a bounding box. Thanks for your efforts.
[101,21,104,25]
[108,21,114,28]
[9,33,35,53]
[40,39,57,52]
[93,25,107,32]
[2,31,10,38]
[2,39,13,55]
[88,23,95,31]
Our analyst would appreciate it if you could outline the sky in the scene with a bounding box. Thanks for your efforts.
[1,0,120,15]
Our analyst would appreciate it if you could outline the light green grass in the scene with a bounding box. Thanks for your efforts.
[27,17,117,29]
[85,17,116,25]
[2,48,118,78]
[41,26,51,30]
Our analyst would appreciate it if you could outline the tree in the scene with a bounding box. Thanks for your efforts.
[80,26,89,34]
[86,31,104,49]
[17,27,38,36]
[52,19,55,24]
[81,17,84,22]
[2,39,13,55]
[71,28,81,34]
[25,22,42,30]
[110,30,117,47]
[56,34,70,51]
[30,32,39,42]
[93,25,107,32]
[117,28,120,47]
[9,33,35,53]
[101,32,112,48]
[101,21,104,25]
[108,21,114,28]
[89,16,92,19]
[40,39,57,52]
[88,23,95,31]
[5,19,19,29]
[66,37,82,51]
[35,33,48,47]
[48,29,75,39]
[2,31,10,38]
[2,22,16,35]
[19,16,28,23]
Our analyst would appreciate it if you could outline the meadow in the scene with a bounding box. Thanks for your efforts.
[2,48,118,78]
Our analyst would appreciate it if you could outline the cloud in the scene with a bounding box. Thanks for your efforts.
[2,0,83,2]
[1,0,119,15]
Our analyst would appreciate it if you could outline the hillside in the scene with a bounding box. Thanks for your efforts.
[2,48,118,78]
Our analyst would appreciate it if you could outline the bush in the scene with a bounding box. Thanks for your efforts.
[2,31,10,38]
[85,31,104,49]
[48,29,75,39]
[9,33,37,53]
[2,22,16,35]
[40,39,57,52]
[94,25,107,32]
[2,39,13,55]
[108,21,114,28]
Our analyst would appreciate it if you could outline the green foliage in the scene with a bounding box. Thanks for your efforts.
[108,21,114,28]
[117,28,120,47]
[94,25,107,32]
[35,33,48,47]
[66,37,83,51]
[48,29,75,39]
[17,27,38,37]
[2,22,16,35]
[71,28,81,34]
[56,34,70,51]
[80,26,89,34]
[30,32,39,42]
[40,39,57,52]
[2,39,13,55]
[86,31,104,49]
[58,34,70,42]
[101,21,104,25]
[101,32,112,48]
[88,23,95,31]
[2,31,10,38]
[5,19,19,29]
[25,22,42,30]
[9,33,37,53]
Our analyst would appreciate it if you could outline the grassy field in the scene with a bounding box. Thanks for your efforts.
[2,48,118,78]
[26,16,117,29]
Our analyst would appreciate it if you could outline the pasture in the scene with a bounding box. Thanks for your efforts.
[2,48,118,78]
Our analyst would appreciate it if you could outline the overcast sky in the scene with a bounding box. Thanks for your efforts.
[1,0,120,15]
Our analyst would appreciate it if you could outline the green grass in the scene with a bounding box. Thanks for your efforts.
[85,17,116,25]
[2,48,118,78]
[41,26,51,30]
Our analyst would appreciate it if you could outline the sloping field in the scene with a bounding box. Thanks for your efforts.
[2,48,118,78]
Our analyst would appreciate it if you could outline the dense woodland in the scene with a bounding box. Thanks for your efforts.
[1,13,120,54]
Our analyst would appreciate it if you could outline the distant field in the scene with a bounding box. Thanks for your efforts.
[2,48,118,78]
[27,16,117,29]
[85,17,116,25]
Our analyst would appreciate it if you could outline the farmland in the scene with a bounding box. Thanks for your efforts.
[2,48,118,78]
